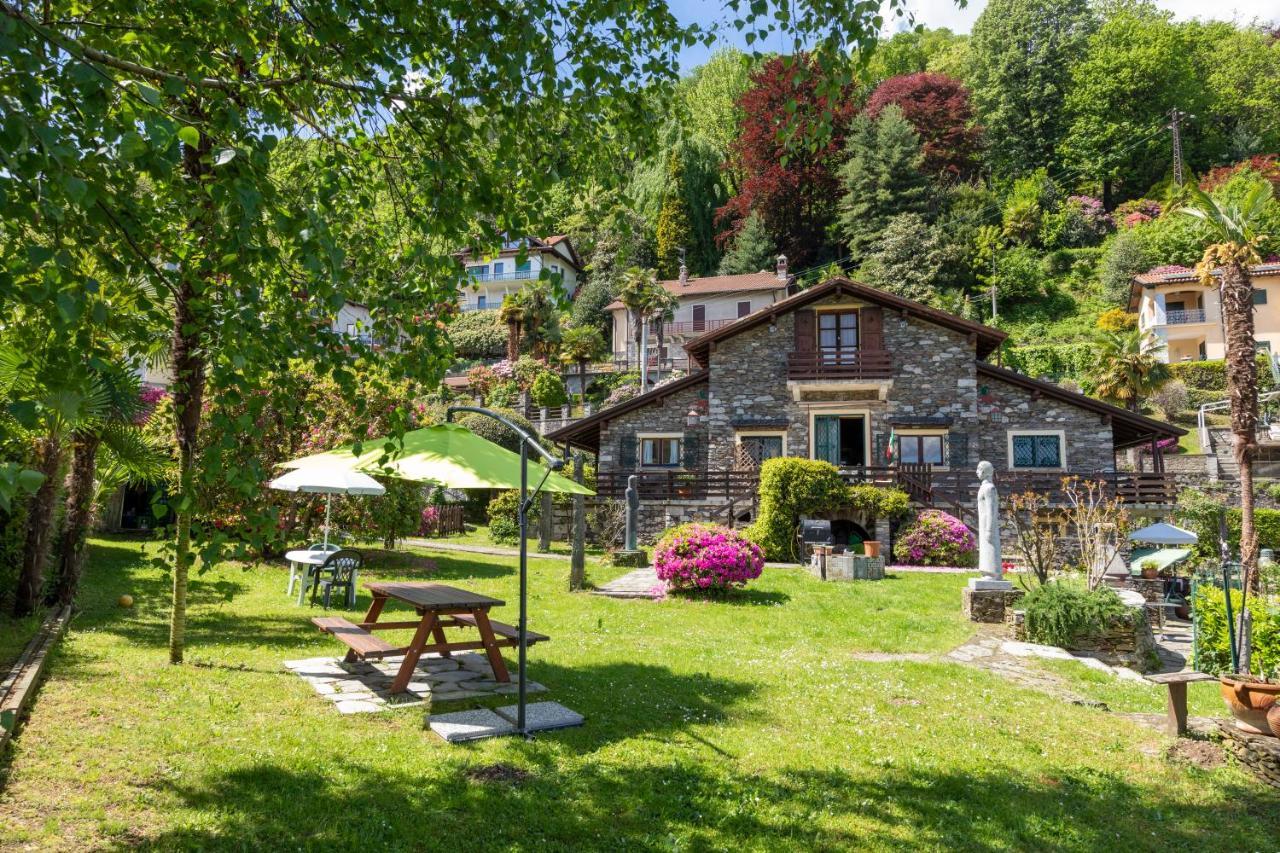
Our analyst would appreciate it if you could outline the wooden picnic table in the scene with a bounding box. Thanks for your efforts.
[312,581,548,694]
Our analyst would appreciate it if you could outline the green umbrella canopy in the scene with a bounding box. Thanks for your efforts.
[280,423,594,495]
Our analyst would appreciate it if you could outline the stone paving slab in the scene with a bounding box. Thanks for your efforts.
[591,567,663,600]
[429,709,516,742]
[284,654,548,714]
[495,701,584,732]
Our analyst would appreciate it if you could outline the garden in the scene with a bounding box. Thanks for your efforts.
[2,536,1276,850]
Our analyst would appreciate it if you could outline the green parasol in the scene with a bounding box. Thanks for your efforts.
[280,422,593,495]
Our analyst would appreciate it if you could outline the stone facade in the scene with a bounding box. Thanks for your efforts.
[973,374,1115,473]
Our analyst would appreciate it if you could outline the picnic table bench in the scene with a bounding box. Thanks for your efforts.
[1146,671,1217,736]
[312,581,548,694]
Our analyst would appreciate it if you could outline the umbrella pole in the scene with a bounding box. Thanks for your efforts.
[323,495,332,549]
[518,441,528,737]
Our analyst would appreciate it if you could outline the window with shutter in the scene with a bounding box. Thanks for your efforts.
[813,416,840,464]
[618,433,637,469]
[1010,433,1062,469]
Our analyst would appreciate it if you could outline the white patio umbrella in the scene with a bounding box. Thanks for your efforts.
[268,465,386,548]
[1127,522,1198,546]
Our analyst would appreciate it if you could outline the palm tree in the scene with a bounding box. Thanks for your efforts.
[1182,180,1275,596]
[52,367,165,606]
[560,325,607,405]
[1091,328,1170,412]
[617,267,659,372]
[498,294,525,363]
[643,286,680,385]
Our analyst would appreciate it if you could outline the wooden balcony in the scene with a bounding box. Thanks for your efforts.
[787,348,893,381]
[595,469,758,501]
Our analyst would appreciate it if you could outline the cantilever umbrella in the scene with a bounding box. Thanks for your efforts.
[268,465,386,548]
[281,418,593,737]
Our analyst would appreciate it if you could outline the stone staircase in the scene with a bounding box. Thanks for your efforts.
[1207,427,1238,481]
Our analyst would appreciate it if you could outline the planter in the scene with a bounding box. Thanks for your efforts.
[862,540,881,558]
[1140,566,1158,580]
[1220,676,1280,735]
[1269,703,1280,739]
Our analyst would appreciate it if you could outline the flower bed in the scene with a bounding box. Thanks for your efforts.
[891,510,976,567]
[653,523,765,592]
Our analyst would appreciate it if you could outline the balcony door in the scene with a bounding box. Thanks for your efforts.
[819,311,858,365]
[813,415,865,467]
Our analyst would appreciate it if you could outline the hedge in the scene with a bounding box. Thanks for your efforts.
[1167,354,1276,394]
[1192,585,1280,678]
[746,457,909,561]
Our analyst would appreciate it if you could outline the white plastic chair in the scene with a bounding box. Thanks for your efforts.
[287,542,341,598]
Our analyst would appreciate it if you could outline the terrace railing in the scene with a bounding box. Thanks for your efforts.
[595,469,759,501]
[787,348,893,381]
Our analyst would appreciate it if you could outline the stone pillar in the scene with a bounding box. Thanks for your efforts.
[874,518,891,560]
[962,587,1024,623]
[538,491,553,552]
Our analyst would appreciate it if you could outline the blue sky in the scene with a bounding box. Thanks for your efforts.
[671,0,1280,72]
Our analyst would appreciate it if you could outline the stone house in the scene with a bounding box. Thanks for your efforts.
[551,278,1185,548]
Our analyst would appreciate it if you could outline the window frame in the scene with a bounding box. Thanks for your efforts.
[637,432,684,469]
[1006,430,1066,471]
[1254,289,1268,305]
[896,432,947,467]
[735,429,788,465]
[737,300,752,318]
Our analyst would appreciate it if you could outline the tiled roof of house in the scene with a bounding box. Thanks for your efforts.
[1127,262,1280,310]
[547,371,710,452]
[457,236,583,271]
[604,271,790,311]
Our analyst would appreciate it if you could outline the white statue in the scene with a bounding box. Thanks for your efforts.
[971,460,1012,590]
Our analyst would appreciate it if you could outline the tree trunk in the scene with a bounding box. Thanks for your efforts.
[51,432,102,606]
[1221,261,1260,595]
[506,321,520,362]
[655,320,666,385]
[14,436,65,616]
[631,309,642,373]
[170,127,212,665]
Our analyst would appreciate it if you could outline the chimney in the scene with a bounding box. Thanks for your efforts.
[679,261,688,286]
[776,254,788,281]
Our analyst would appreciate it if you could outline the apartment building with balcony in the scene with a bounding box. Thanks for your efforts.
[456,235,583,312]
[606,255,795,370]
[1128,263,1280,362]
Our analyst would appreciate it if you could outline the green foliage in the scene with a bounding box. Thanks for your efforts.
[1001,169,1061,245]
[992,246,1048,302]
[678,49,754,170]
[585,370,639,406]
[530,372,568,409]
[835,105,931,260]
[630,131,727,276]
[449,311,507,361]
[968,0,1098,175]
[486,489,540,544]
[569,277,619,338]
[1022,580,1135,649]
[1167,354,1276,407]
[858,213,965,306]
[865,27,969,83]
[654,150,695,280]
[457,409,538,455]
[1098,228,1155,304]
[717,211,776,276]
[1192,585,1280,678]
[747,457,905,561]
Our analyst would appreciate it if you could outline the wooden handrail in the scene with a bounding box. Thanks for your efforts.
[787,349,893,380]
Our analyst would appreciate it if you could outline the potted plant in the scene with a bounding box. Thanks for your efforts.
[1220,674,1280,734]
[862,540,881,558]
[1138,559,1159,579]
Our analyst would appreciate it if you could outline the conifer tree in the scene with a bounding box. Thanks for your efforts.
[655,151,693,280]
[718,211,776,275]
[835,105,932,261]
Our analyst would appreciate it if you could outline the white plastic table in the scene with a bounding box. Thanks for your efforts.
[286,549,342,605]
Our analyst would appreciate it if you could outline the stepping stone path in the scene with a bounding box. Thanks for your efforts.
[592,567,664,600]
[284,652,547,714]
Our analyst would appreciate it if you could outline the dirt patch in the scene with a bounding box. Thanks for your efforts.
[850,652,936,663]
[1167,737,1227,771]
[889,696,922,707]
[466,763,533,785]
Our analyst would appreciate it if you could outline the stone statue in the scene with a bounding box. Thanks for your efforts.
[971,460,1012,590]
[623,474,640,552]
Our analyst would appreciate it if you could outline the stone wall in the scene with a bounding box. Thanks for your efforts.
[1007,608,1159,672]
[1218,721,1280,789]
[974,373,1115,473]
[596,380,708,471]
[964,587,1024,623]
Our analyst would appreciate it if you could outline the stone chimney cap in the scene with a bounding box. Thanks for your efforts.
[776,254,788,281]
[679,261,688,285]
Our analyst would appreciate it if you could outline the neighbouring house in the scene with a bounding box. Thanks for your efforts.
[553,277,1184,548]
[607,256,795,372]
[1128,262,1280,363]
[456,235,583,312]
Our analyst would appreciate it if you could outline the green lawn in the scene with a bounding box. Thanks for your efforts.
[1035,658,1225,717]
[0,611,44,672]
[0,537,1276,850]
[427,524,607,559]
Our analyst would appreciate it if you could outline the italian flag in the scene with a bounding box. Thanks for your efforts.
[885,427,896,463]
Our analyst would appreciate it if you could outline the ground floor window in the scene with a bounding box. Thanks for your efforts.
[898,433,945,466]
[640,435,682,467]
[1009,432,1063,469]
[813,415,865,467]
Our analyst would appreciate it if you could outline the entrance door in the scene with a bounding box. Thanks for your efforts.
[814,415,866,467]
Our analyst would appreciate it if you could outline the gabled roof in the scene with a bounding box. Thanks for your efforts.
[547,371,709,452]
[683,277,1007,364]
[604,270,791,311]
[457,236,584,272]
[1127,263,1280,311]
[976,362,1184,449]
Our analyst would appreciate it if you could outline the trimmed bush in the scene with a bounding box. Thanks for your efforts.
[530,372,568,408]
[457,408,537,454]
[449,310,506,360]
[653,522,764,592]
[747,458,849,561]
[486,489,539,544]
[1022,581,1135,649]
[891,510,976,567]
[1190,585,1280,678]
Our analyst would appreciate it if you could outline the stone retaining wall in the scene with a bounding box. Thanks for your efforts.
[964,587,1024,623]
[1007,608,1159,672]
[1218,721,1280,789]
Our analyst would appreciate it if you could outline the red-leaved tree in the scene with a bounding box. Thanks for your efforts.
[864,72,983,180]
[716,56,855,269]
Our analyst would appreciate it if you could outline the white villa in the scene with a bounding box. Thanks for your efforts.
[608,256,795,370]
[456,235,584,312]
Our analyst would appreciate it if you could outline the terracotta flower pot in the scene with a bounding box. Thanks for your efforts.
[1268,702,1280,739]
[862,540,881,558]
[1140,566,1159,579]
[1219,676,1280,734]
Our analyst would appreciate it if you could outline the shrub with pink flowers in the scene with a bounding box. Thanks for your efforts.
[653,522,765,592]
[891,510,977,567]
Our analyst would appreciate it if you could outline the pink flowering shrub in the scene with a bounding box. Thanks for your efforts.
[419,505,441,536]
[892,510,976,567]
[653,522,765,592]
[135,385,169,424]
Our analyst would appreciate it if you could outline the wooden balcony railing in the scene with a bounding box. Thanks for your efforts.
[787,348,893,380]
[595,470,759,501]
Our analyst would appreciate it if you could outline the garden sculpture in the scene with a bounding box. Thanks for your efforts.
[972,461,1011,589]
[624,474,640,552]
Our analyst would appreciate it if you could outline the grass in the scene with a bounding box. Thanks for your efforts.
[1034,658,1225,717]
[0,611,44,672]
[0,536,1276,850]
[418,525,607,559]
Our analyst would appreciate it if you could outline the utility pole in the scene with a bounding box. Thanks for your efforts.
[1168,108,1190,187]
